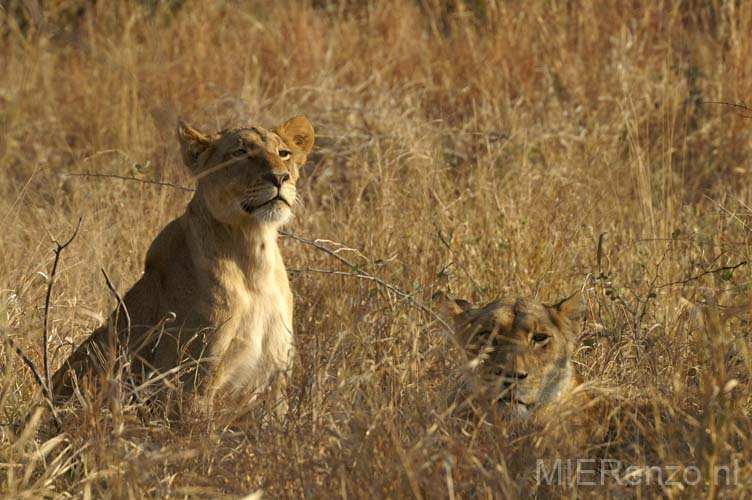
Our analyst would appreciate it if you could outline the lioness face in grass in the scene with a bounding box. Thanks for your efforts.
[443,293,585,418]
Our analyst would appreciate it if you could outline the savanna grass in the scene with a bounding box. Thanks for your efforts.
[1,0,751,497]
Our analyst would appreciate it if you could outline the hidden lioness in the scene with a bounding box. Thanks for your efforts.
[51,115,314,414]
[441,292,587,420]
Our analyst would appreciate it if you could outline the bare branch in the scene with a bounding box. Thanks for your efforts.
[280,231,363,271]
[657,261,748,289]
[101,268,132,346]
[1,329,62,429]
[432,220,481,291]
[68,173,195,192]
[281,232,454,335]
[704,101,752,118]
[43,217,82,394]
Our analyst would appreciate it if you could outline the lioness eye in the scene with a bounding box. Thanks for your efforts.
[232,148,248,158]
[279,150,291,159]
[475,330,492,344]
[532,333,550,344]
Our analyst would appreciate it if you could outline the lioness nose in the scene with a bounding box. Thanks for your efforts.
[265,172,290,187]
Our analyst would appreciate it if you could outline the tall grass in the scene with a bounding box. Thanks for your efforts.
[1,0,751,497]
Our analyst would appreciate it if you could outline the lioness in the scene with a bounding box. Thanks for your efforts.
[441,292,587,420]
[51,115,314,415]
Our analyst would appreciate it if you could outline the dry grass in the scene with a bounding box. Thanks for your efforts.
[1,0,752,497]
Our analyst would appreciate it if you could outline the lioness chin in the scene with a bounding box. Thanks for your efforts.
[51,115,314,416]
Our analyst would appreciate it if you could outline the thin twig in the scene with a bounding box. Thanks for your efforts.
[192,155,245,181]
[43,217,83,393]
[4,332,47,395]
[289,266,422,298]
[1,330,62,429]
[101,269,132,345]
[704,101,752,118]
[432,221,481,292]
[280,231,365,271]
[281,232,454,334]
[68,173,195,192]
[657,261,748,289]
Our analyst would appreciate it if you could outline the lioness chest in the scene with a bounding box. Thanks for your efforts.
[206,254,294,396]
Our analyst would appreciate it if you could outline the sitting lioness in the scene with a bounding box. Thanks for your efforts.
[51,115,314,415]
[441,292,587,421]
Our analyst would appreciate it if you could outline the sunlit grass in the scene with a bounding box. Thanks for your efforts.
[1,1,751,497]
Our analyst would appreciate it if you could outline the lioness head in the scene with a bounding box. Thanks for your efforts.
[442,293,584,417]
[177,116,314,226]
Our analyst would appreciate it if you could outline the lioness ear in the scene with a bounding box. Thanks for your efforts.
[276,115,314,157]
[552,292,585,323]
[433,291,474,320]
[177,120,211,171]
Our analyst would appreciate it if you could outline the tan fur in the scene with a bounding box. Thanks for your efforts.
[51,116,315,414]
[441,293,587,420]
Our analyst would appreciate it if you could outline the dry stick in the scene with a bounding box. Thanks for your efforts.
[704,101,752,118]
[100,268,132,405]
[1,331,63,429]
[192,155,246,181]
[2,331,47,395]
[68,173,195,192]
[432,220,481,292]
[101,269,131,336]
[280,231,454,335]
[43,217,83,394]
[71,150,248,191]
[657,261,748,290]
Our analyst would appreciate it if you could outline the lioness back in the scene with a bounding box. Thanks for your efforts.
[51,115,315,415]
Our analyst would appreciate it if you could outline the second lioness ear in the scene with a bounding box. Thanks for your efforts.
[552,292,586,323]
[434,291,474,321]
[276,115,315,157]
[177,120,212,172]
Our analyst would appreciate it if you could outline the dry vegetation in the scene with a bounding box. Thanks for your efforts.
[1,0,752,497]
